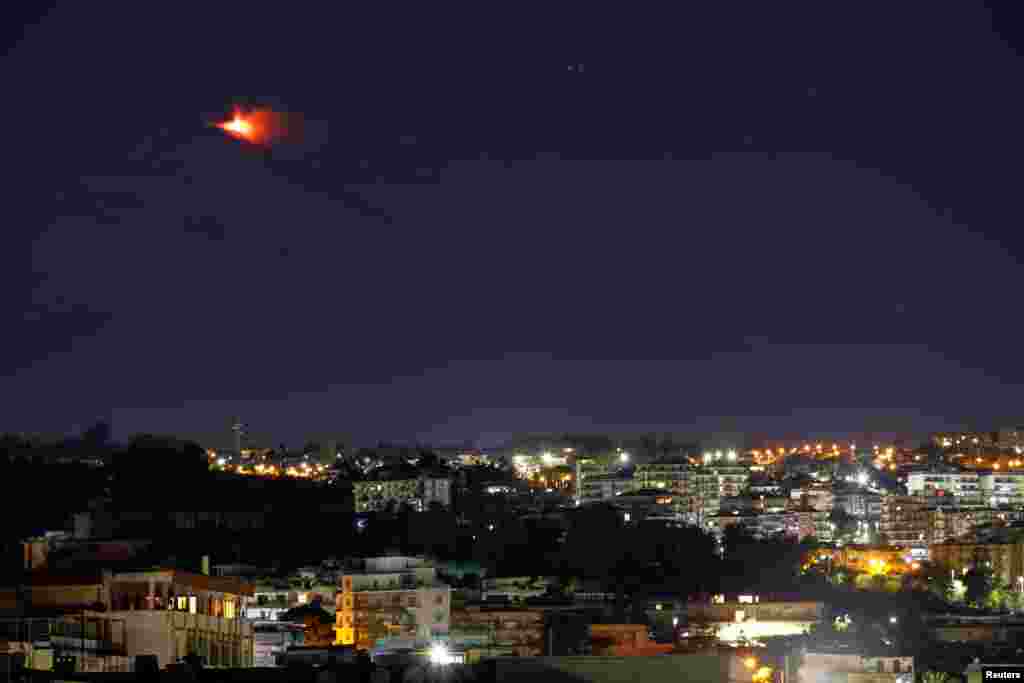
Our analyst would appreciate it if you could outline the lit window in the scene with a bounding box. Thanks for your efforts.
[224,599,236,619]
[177,596,188,611]
[189,596,197,614]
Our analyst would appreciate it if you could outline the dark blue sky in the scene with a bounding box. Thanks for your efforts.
[3,4,1024,447]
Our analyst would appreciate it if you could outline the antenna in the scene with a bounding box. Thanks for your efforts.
[232,418,245,455]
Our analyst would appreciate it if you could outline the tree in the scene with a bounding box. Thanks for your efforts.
[556,574,578,597]
[984,573,1010,611]
[1007,590,1024,613]
[921,671,950,683]
[114,434,210,504]
[81,421,112,448]
[965,566,995,607]
[919,561,955,603]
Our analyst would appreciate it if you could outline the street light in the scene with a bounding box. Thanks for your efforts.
[429,643,451,666]
[620,452,630,462]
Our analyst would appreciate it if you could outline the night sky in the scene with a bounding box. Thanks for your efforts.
[4,4,1024,448]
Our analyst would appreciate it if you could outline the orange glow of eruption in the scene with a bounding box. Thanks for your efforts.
[215,107,296,146]
[219,114,254,139]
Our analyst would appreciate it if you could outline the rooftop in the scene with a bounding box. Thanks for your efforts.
[17,569,255,596]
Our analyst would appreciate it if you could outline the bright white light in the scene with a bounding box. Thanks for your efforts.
[429,643,451,665]
[673,617,679,627]
[715,450,723,460]
[217,458,226,466]
[620,452,630,462]
[727,450,737,461]
[857,472,869,486]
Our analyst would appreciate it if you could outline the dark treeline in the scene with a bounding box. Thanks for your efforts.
[1,424,816,600]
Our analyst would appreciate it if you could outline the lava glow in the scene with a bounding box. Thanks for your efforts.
[214,107,296,146]
[216,108,262,143]
[219,114,254,139]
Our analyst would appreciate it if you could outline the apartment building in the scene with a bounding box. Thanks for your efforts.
[787,508,817,542]
[833,491,882,519]
[979,472,1024,507]
[685,466,749,522]
[709,511,797,541]
[0,568,254,670]
[352,467,452,513]
[879,496,930,547]
[334,556,451,650]
[449,605,545,657]
[925,507,996,544]
[579,472,633,504]
[574,458,613,502]
[906,472,981,506]
[634,461,689,494]
[791,488,834,513]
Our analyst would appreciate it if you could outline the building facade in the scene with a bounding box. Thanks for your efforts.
[575,458,614,502]
[449,605,546,657]
[906,472,981,506]
[0,569,254,670]
[634,461,689,494]
[979,472,1024,507]
[579,473,633,504]
[879,496,930,547]
[353,475,452,513]
[685,466,749,523]
[334,556,451,650]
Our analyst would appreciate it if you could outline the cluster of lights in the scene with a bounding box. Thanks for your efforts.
[429,643,453,666]
[702,450,738,464]
[958,456,1024,470]
[212,457,330,480]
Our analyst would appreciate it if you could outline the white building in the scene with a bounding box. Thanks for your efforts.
[579,472,633,503]
[353,469,453,512]
[5,569,255,671]
[906,472,981,505]
[335,556,451,650]
[575,458,613,502]
[634,461,689,493]
[979,471,1024,507]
